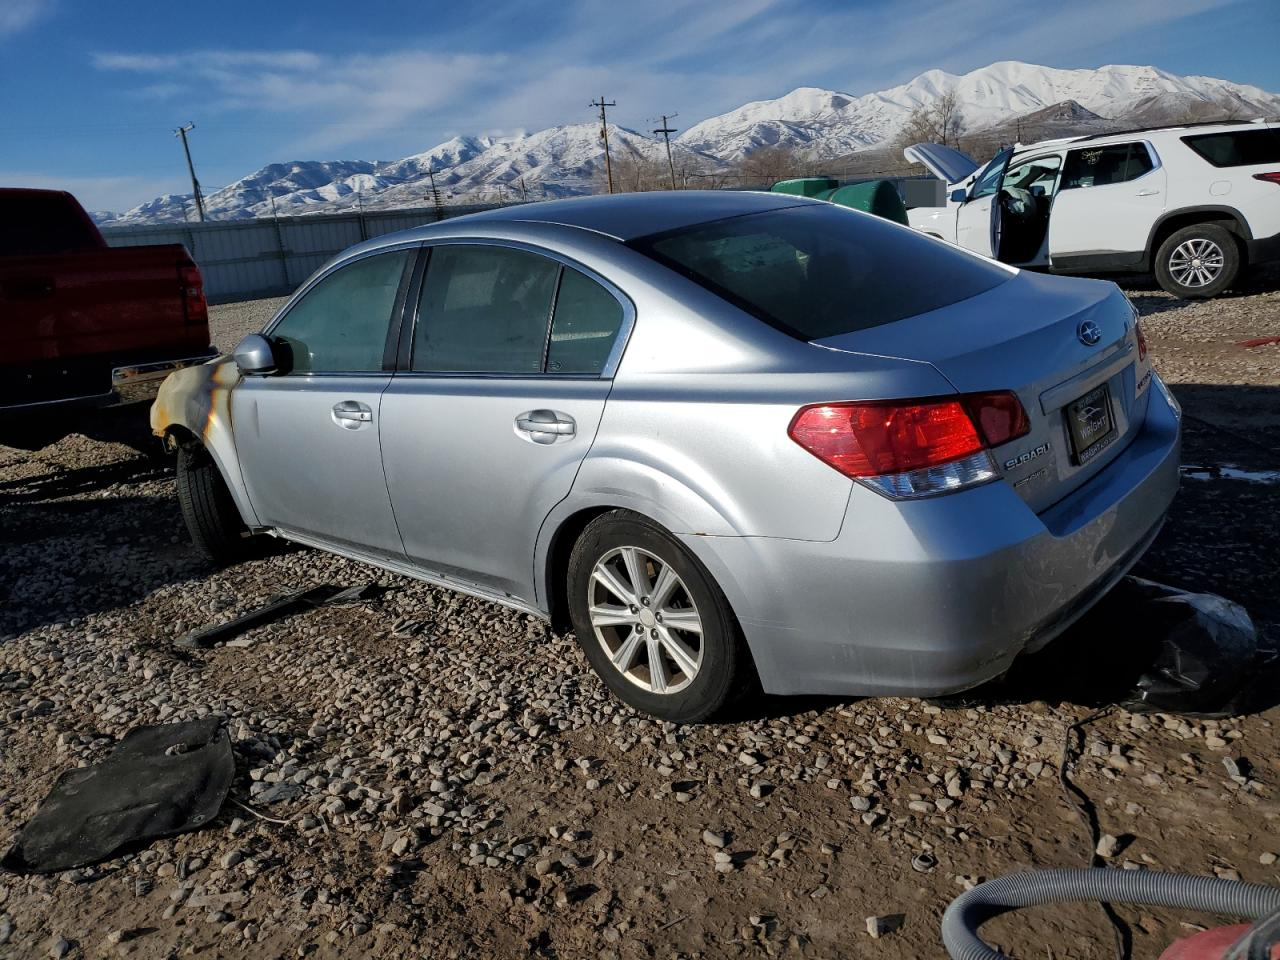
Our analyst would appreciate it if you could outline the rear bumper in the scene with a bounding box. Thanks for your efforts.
[0,347,217,413]
[1245,231,1280,265]
[681,375,1182,697]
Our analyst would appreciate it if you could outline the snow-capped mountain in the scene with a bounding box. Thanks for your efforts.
[679,61,1280,161]
[97,61,1280,225]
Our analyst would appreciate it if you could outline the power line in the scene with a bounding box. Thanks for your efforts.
[649,112,679,190]
[173,122,206,222]
[590,96,617,194]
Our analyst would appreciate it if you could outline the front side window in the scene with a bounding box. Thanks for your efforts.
[969,148,1012,200]
[1181,129,1280,167]
[630,204,1012,341]
[271,249,410,374]
[413,245,558,374]
[1003,155,1063,194]
[1061,143,1154,189]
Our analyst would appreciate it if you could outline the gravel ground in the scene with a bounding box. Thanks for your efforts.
[1,267,1278,960]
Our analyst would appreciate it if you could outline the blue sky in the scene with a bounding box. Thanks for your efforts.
[2,0,1276,212]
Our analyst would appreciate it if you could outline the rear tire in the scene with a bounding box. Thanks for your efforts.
[176,444,259,566]
[567,510,749,723]
[1154,223,1240,299]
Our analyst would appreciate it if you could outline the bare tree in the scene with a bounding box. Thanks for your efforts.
[592,148,673,194]
[728,144,812,189]
[893,90,963,151]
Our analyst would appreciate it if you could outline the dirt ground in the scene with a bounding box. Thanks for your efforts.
[1,266,1278,960]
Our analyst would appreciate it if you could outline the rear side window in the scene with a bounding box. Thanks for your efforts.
[271,249,410,374]
[1061,143,1154,189]
[414,245,558,374]
[629,204,1012,341]
[1181,129,1280,167]
[547,268,625,374]
[0,192,103,257]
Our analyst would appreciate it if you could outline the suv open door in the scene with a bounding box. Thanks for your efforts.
[953,147,1014,258]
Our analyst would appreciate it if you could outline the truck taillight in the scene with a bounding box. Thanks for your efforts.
[179,263,207,325]
[788,392,1030,499]
[1253,172,1280,186]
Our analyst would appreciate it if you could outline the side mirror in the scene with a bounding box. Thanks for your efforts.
[233,334,277,376]
[949,188,968,204]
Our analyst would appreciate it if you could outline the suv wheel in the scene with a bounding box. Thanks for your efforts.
[176,443,261,565]
[1154,223,1240,299]
[567,511,749,723]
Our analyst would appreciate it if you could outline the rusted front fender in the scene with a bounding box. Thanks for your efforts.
[151,358,261,528]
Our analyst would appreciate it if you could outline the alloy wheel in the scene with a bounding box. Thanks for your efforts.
[1168,238,1225,288]
[588,546,703,695]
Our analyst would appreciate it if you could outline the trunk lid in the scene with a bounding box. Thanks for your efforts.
[814,270,1152,513]
[903,143,980,185]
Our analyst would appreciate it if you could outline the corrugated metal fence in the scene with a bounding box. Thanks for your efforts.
[101,203,507,304]
[100,177,940,305]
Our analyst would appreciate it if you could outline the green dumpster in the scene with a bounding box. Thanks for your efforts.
[770,177,837,198]
[827,181,909,225]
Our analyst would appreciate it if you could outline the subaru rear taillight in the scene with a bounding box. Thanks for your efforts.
[1253,172,1280,186]
[788,392,1031,499]
[179,263,208,325]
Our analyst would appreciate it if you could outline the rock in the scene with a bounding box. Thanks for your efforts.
[1260,853,1277,866]
[1096,834,1121,859]
[865,915,901,938]
[850,796,871,812]
[258,781,303,805]
[220,849,245,869]
[702,829,728,849]
[50,938,73,959]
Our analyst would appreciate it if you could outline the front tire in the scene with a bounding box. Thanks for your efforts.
[1154,223,1241,299]
[175,444,259,566]
[567,511,748,723]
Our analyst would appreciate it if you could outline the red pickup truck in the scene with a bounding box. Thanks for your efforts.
[1,188,216,427]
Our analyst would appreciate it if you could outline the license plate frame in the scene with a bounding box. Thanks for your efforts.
[1065,382,1116,465]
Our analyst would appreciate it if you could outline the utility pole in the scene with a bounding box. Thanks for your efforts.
[174,122,206,222]
[590,96,617,193]
[427,169,444,221]
[650,113,679,190]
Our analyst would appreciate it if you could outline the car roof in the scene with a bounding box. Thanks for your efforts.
[415,190,817,242]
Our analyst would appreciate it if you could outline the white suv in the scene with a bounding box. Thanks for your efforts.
[905,120,1280,298]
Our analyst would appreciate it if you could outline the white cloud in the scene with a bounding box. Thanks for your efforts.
[0,0,52,38]
[86,0,1254,174]
[0,171,189,213]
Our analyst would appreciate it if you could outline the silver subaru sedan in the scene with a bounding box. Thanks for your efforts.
[153,191,1181,722]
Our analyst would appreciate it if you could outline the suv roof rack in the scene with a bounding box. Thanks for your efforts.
[1062,117,1268,146]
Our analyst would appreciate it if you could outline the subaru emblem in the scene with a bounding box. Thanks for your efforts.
[1078,320,1102,346]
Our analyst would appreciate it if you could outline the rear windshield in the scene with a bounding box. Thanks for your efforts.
[1181,129,1280,168]
[0,192,102,257]
[628,204,1011,341]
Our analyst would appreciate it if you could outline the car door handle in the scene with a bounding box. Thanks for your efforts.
[1135,189,1160,197]
[515,410,576,444]
[332,400,373,429]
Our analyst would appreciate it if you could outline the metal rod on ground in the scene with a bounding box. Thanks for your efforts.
[591,96,617,194]
[174,122,206,222]
[651,113,679,190]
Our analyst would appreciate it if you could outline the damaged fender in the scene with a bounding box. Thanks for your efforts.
[150,358,259,527]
